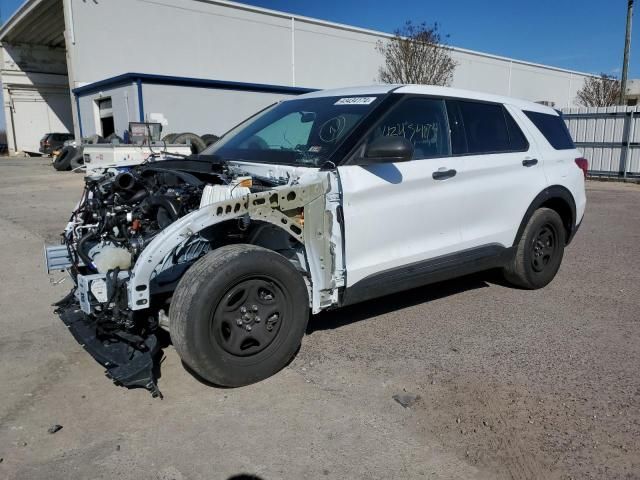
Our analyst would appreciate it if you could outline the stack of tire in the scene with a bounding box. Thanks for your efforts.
[53,145,84,171]
[53,134,123,172]
[161,133,219,154]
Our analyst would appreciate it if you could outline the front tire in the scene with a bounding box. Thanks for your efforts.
[170,244,309,387]
[503,208,565,289]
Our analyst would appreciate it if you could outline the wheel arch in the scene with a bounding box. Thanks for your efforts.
[514,186,576,247]
[128,177,331,312]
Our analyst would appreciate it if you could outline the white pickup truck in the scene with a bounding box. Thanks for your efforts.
[46,85,586,396]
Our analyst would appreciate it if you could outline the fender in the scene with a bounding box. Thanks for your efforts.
[126,175,335,312]
[513,185,577,247]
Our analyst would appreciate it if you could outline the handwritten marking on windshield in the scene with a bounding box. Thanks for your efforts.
[319,116,347,143]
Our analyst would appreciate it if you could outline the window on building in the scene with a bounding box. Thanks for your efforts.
[524,110,575,150]
[364,97,451,160]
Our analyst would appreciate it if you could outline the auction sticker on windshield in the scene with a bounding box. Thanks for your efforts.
[334,97,377,105]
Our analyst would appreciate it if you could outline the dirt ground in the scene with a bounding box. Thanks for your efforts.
[0,157,638,480]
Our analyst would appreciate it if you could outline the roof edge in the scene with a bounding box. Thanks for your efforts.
[1,0,598,79]
[72,72,317,96]
[0,0,44,40]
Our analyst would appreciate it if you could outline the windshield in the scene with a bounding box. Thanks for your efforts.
[202,95,383,167]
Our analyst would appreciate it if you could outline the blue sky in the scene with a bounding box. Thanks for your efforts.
[0,0,636,131]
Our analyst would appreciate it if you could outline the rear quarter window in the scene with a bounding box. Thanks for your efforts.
[524,111,575,150]
[446,100,529,154]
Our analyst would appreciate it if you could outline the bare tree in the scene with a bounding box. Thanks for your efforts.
[376,21,457,86]
[576,74,622,107]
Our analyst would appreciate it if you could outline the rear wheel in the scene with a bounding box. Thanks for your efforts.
[170,244,309,386]
[503,208,565,289]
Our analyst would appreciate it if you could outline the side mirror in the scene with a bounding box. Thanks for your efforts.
[360,136,414,164]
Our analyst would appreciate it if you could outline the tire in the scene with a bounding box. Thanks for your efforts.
[162,133,178,144]
[105,133,123,144]
[172,132,207,154]
[69,148,85,172]
[170,244,309,387]
[503,208,566,289]
[53,146,76,171]
[85,134,105,145]
[201,134,219,147]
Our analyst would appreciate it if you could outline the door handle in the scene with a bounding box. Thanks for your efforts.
[432,168,457,180]
[522,158,538,167]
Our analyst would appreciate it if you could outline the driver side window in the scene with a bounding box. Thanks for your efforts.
[240,112,313,150]
[365,97,451,160]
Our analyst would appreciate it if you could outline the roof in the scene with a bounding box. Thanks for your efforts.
[297,84,558,114]
[0,0,64,48]
[72,72,316,96]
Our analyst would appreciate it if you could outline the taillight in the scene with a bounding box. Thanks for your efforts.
[575,157,588,178]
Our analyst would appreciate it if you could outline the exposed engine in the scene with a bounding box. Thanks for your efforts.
[54,159,290,396]
[66,164,219,275]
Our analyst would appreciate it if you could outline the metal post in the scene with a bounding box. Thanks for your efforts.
[623,110,634,177]
[620,0,634,105]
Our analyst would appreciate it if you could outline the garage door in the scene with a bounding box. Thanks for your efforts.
[9,88,73,153]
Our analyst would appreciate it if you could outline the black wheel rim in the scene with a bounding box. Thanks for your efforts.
[210,277,286,357]
[531,223,557,273]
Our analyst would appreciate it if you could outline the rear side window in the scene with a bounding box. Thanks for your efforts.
[524,111,575,150]
[504,111,529,151]
[446,100,529,155]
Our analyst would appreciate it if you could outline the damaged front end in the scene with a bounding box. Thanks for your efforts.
[46,157,342,396]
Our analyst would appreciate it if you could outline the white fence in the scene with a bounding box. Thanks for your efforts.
[561,106,640,178]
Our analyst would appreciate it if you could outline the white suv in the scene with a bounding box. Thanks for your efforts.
[48,85,586,395]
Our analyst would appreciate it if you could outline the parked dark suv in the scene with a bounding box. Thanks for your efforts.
[39,133,74,155]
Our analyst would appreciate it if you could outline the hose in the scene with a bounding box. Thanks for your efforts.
[77,232,98,272]
[146,195,180,221]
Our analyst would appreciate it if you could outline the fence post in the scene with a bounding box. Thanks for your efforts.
[623,110,634,178]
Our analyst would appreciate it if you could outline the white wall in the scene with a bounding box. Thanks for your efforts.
[0,44,72,153]
[68,0,293,87]
[77,83,139,138]
[141,84,293,137]
[67,0,591,109]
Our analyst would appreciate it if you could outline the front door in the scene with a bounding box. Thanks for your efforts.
[338,96,467,288]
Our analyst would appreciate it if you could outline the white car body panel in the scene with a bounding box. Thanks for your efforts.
[453,105,548,250]
[338,156,466,287]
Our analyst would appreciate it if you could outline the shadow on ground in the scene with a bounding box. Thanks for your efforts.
[307,271,495,334]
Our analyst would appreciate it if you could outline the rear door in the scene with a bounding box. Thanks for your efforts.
[338,96,467,288]
[445,100,547,249]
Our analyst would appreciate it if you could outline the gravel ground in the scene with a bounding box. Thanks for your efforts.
[0,158,638,480]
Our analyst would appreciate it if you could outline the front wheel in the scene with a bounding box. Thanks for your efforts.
[170,244,309,387]
[503,208,566,289]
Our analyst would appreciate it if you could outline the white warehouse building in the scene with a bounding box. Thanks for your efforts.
[0,0,595,154]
